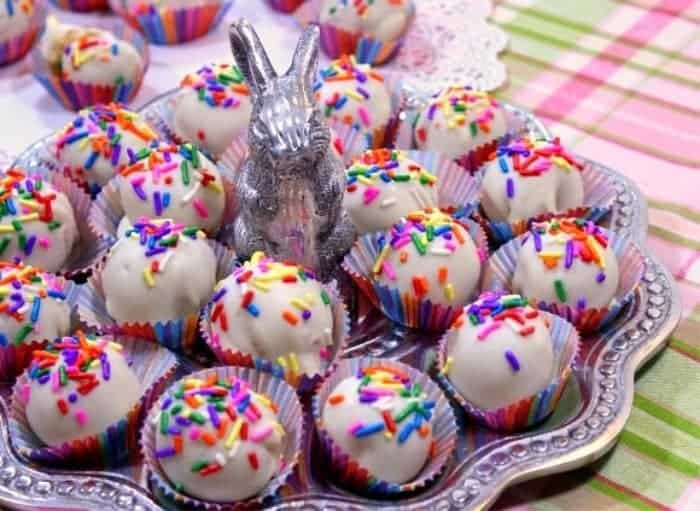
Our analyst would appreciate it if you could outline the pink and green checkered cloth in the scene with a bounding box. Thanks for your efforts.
[490,0,700,510]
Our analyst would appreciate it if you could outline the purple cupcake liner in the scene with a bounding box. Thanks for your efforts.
[49,0,109,12]
[141,366,304,509]
[0,0,47,66]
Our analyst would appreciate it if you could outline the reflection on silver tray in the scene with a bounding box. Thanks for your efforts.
[2,106,678,511]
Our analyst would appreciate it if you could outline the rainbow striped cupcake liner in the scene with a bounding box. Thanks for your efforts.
[77,240,236,353]
[296,0,415,65]
[200,280,350,394]
[49,0,108,12]
[267,0,305,13]
[110,0,233,45]
[32,22,149,111]
[0,0,47,67]
[0,277,80,383]
[312,357,458,496]
[342,218,489,331]
[9,337,178,469]
[87,169,238,247]
[436,311,579,432]
[482,227,645,334]
[474,160,618,246]
[141,366,304,509]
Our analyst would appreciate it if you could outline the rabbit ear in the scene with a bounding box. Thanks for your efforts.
[229,19,277,95]
[289,25,320,99]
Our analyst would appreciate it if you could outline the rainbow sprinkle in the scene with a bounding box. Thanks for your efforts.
[522,218,611,306]
[55,103,157,193]
[415,86,499,144]
[3,0,35,19]
[326,364,435,445]
[314,55,386,130]
[62,32,127,81]
[0,168,66,260]
[153,374,284,487]
[345,149,437,206]
[323,0,410,18]
[24,332,127,427]
[0,261,68,347]
[180,63,249,110]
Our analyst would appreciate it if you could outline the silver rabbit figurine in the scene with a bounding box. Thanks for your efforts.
[229,19,355,280]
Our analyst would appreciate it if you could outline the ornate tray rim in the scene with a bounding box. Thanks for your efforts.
[0,104,679,511]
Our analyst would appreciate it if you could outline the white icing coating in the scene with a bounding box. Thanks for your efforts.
[414,86,507,160]
[24,336,140,446]
[126,0,209,10]
[512,219,620,309]
[314,57,391,134]
[0,168,79,273]
[55,104,159,191]
[0,0,34,42]
[319,0,414,41]
[343,149,438,234]
[0,263,71,347]
[118,142,226,233]
[116,216,132,238]
[444,293,554,410]
[208,252,334,376]
[480,136,585,223]
[321,367,433,484]
[101,220,216,323]
[372,210,481,307]
[172,63,253,158]
[60,31,142,86]
[154,374,285,501]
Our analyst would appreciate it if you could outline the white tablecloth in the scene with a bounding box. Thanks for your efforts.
[0,2,304,156]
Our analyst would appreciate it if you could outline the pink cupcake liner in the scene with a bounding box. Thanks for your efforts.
[312,357,457,496]
[342,218,489,331]
[482,227,645,334]
[0,0,47,67]
[76,240,236,353]
[49,0,108,12]
[141,366,304,509]
[436,310,580,431]
[267,0,304,13]
[296,0,415,66]
[474,158,618,246]
[9,336,178,468]
[87,169,238,247]
[200,280,350,394]
[0,276,80,383]
[109,0,234,45]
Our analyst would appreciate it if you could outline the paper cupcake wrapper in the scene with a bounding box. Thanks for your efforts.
[9,165,111,278]
[342,218,489,331]
[267,0,304,13]
[77,240,236,352]
[312,357,457,496]
[110,0,233,45]
[8,336,178,468]
[0,278,80,382]
[436,311,579,431]
[0,0,47,67]
[88,170,238,247]
[50,0,108,12]
[475,160,617,246]
[32,22,149,111]
[201,280,350,394]
[142,366,304,509]
[296,0,415,66]
[482,228,644,334]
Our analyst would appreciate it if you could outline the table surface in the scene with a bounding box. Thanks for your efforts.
[1,1,700,510]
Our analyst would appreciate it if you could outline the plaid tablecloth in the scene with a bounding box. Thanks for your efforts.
[490,1,700,509]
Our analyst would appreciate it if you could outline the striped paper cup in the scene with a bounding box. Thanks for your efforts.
[9,336,178,468]
[32,22,149,111]
[0,0,48,67]
[267,0,304,13]
[142,366,304,509]
[312,357,457,496]
[49,0,108,12]
[436,309,579,431]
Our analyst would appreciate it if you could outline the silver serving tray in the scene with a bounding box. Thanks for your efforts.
[1,105,679,511]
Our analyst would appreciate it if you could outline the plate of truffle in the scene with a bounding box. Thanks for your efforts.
[0,14,680,511]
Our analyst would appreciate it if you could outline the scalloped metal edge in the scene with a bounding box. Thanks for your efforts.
[0,104,677,511]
